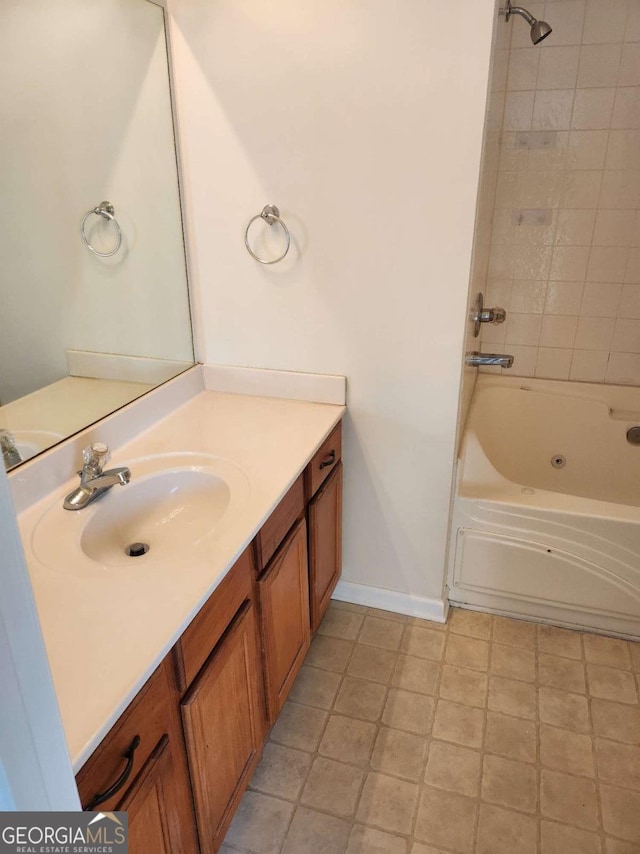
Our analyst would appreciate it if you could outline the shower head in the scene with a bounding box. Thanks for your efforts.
[504,0,553,45]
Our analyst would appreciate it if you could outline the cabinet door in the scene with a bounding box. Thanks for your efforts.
[258,518,310,722]
[309,462,343,632]
[118,734,197,854]
[181,601,263,854]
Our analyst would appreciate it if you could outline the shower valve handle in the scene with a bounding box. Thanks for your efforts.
[479,306,506,325]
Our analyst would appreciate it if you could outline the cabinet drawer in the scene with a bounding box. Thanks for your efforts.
[306,422,342,499]
[254,474,304,572]
[76,659,174,812]
[173,546,254,693]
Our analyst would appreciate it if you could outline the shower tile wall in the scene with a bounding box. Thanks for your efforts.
[481,0,640,384]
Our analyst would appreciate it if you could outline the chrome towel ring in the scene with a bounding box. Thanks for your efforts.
[81,201,122,257]
[244,204,290,264]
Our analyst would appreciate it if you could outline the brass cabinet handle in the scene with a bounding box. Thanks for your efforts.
[319,450,336,470]
[86,734,141,810]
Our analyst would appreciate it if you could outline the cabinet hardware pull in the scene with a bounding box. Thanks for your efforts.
[86,734,141,810]
[319,450,336,470]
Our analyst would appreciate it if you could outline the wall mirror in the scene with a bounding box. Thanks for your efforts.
[0,0,194,471]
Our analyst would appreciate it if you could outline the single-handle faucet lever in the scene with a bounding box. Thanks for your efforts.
[63,442,131,510]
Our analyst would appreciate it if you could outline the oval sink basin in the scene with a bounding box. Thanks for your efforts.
[80,469,230,566]
[31,453,250,571]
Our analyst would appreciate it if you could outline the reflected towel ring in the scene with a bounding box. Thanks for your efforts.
[244,204,290,264]
[81,201,122,257]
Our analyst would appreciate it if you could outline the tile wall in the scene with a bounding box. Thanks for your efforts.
[481,0,640,383]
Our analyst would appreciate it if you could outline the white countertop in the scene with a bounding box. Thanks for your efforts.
[16,389,344,771]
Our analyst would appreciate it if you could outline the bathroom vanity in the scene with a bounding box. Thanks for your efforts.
[14,374,344,852]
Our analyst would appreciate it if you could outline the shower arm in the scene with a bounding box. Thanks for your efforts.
[504,2,536,26]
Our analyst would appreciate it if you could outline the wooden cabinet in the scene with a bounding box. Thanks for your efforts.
[180,601,264,854]
[308,462,343,631]
[257,518,310,722]
[76,659,198,854]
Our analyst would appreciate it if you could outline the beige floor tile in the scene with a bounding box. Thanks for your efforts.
[414,786,477,853]
[484,711,537,763]
[424,740,482,797]
[400,625,446,661]
[539,653,586,694]
[318,606,365,641]
[348,645,397,684]
[346,825,408,854]
[319,714,377,766]
[306,635,354,673]
[249,742,312,800]
[410,846,448,854]
[541,769,599,830]
[449,607,493,640]
[490,643,536,682]
[584,633,632,669]
[432,699,484,748]
[356,771,419,835]
[587,664,638,704]
[596,738,640,791]
[481,753,537,813]
[391,655,438,695]
[539,686,590,732]
[382,689,435,736]
[601,784,640,843]
[540,820,601,854]
[540,724,595,777]
[331,599,366,613]
[439,664,487,708]
[489,676,536,720]
[538,624,583,660]
[629,641,640,672]
[591,698,640,744]
[287,665,341,709]
[445,633,490,672]
[475,803,537,854]
[333,676,388,722]
[282,806,351,854]
[300,756,364,818]
[225,791,294,854]
[367,607,408,623]
[359,616,404,650]
[492,616,537,649]
[370,727,428,782]
[606,837,640,853]
[269,701,328,752]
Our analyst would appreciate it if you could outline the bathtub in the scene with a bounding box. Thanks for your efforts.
[448,375,640,638]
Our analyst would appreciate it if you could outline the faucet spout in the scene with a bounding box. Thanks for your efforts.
[465,351,514,368]
[63,443,131,510]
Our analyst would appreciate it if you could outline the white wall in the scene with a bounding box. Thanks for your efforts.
[0,0,193,404]
[170,0,495,604]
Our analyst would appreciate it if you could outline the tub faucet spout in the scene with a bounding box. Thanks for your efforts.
[465,352,514,368]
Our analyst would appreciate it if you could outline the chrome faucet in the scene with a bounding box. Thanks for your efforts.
[63,443,131,510]
[465,351,514,368]
[0,429,22,470]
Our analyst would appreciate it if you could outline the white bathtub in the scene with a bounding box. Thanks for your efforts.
[448,375,640,638]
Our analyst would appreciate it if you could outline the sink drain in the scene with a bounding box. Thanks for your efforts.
[126,542,150,558]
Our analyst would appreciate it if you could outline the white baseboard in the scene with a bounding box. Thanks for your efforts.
[332,580,448,624]
[203,364,347,406]
[67,350,192,386]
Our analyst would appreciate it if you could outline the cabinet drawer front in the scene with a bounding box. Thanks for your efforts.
[181,602,263,854]
[174,545,254,692]
[258,518,310,722]
[306,422,342,499]
[309,462,343,632]
[255,474,304,571]
[76,660,174,813]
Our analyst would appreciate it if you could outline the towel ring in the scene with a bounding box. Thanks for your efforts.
[244,204,290,264]
[81,201,122,257]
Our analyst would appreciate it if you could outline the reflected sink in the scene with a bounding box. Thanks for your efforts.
[32,453,250,571]
[9,429,65,466]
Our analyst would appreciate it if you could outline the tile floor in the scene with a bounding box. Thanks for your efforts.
[222,601,640,854]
